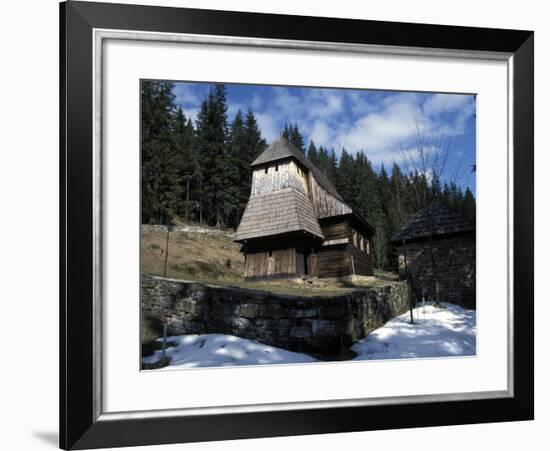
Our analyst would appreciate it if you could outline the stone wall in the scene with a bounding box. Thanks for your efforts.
[141,275,409,357]
[396,234,476,309]
[142,224,233,237]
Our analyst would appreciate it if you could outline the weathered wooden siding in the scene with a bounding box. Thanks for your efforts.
[346,223,374,276]
[320,220,349,241]
[308,175,352,219]
[296,250,305,275]
[240,216,374,279]
[347,245,374,276]
[348,224,372,254]
[316,245,350,278]
[316,242,374,278]
[251,160,309,197]
[245,247,296,279]
[308,253,318,276]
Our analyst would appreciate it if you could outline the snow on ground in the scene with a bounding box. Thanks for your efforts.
[352,302,476,360]
[142,333,317,369]
[142,303,475,369]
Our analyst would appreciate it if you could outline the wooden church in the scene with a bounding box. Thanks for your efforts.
[234,137,374,280]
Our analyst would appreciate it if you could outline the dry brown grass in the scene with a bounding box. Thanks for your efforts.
[141,225,245,281]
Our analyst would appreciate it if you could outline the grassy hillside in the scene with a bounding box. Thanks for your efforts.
[141,225,245,282]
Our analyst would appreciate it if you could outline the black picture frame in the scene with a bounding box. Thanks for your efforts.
[60,1,534,449]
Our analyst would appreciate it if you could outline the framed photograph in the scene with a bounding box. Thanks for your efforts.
[60,1,533,449]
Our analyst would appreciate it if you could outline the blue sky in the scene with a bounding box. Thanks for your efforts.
[173,81,476,193]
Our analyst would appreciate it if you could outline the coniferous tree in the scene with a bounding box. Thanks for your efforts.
[227,109,267,228]
[462,187,476,219]
[441,182,452,208]
[195,84,233,227]
[324,148,334,177]
[377,164,394,269]
[282,123,291,142]
[290,124,305,152]
[227,110,247,228]
[282,123,305,152]
[317,146,331,178]
[141,80,181,224]
[389,162,406,224]
[242,110,267,212]
[328,149,339,185]
[353,152,385,268]
[172,108,199,221]
[307,141,319,166]
[336,148,354,202]
[243,109,267,162]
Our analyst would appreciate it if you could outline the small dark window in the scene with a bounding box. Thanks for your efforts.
[268,250,273,257]
[275,164,279,172]
[264,167,268,174]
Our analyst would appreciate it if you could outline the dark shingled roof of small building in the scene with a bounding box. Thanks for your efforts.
[391,202,475,244]
[234,187,324,242]
[251,137,344,202]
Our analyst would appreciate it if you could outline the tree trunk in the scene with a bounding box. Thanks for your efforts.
[428,232,440,307]
[199,178,203,224]
[185,176,190,221]
[163,228,170,278]
[402,241,414,324]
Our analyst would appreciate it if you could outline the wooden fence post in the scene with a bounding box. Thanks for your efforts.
[161,319,168,360]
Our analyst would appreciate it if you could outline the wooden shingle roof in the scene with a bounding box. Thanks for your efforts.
[392,202,475,244]
[251,137,345,202]
[234,187,323,242]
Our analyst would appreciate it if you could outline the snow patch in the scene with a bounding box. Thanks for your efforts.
[142,303,476,369]
[351,302,476,360]
[142,333,317,369]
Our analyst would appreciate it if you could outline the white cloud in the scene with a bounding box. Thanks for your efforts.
[305,89,345,118]
[333,94,428,162]
[255,112,279,143]
[245,87,473,166]
[393,145,444,174]
[250,94,264,111]
[173,83,473,168]
[347,91,381,116]
[227,102,247,123]
[272,88,303,119]
[318,92,475,165]
[423,93,471,116]
[181,108,199,123]
[173,84,203,108]
[262,88,348,135]
[435,97,475,136]
[309,120,334,147]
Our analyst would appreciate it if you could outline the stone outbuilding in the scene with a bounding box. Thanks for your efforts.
[391,202,476,308]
